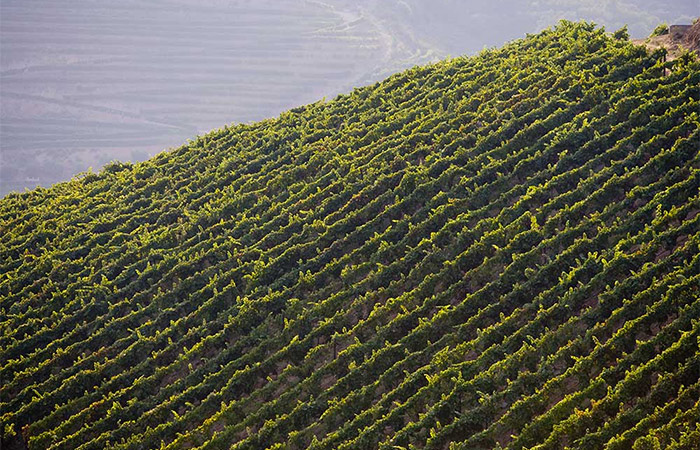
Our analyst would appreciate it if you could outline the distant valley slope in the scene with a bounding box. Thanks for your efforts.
[1,21,699,450]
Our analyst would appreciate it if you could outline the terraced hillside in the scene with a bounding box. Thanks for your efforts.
[1,21,699,450]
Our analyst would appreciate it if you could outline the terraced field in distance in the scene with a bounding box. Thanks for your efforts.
[3,0,699,196]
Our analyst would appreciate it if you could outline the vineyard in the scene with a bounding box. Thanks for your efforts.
[1,20,699,449]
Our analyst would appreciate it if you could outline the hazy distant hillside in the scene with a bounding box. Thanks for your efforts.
[2,21,698,450]
[0,0,697,195]
[0,0,438,195]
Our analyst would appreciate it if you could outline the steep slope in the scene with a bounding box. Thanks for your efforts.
[1,21,699,450]
[687,21,700,53]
